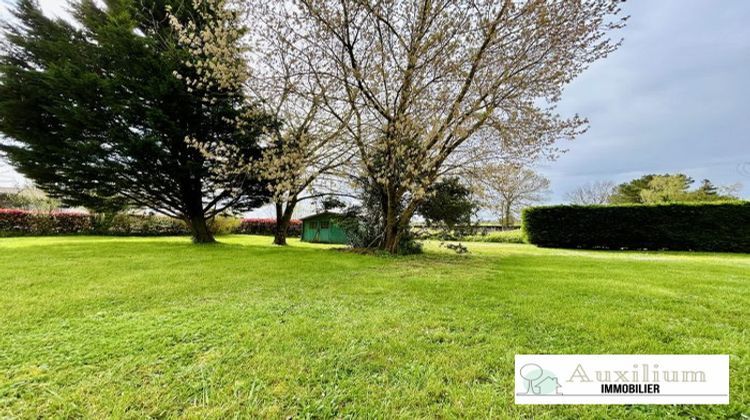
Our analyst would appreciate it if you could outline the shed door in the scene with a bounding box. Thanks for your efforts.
[318,220,331,242]
[305,220,319,242]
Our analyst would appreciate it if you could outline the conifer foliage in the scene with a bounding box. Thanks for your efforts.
[0,0,273,243]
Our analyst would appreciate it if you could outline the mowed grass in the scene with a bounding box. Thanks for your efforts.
[0,236,749,418]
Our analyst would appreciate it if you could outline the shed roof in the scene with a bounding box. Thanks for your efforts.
[300,211,344,221]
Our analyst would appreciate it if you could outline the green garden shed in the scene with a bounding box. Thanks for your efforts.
[300,212,348,244]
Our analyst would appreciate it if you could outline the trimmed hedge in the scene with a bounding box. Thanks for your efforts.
[522,201,750,252]
[235,218,302,236]
[0,210,306,238]
[0,209,92,235]
[95,214,190,236]
[0,209,189,237]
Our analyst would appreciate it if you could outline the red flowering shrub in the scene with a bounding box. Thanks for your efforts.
[0,209,92,235]
[0,209,33,233]
[49,211,93,233]
[236,218,302,236]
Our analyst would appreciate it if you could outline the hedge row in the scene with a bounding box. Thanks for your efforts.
[522,202,750,252]
[0,210,304,237]
[0,209,92,235]
[466,229,526,244]
[95,214,191,236]
[236,218,302,237]
[0,209,190,236]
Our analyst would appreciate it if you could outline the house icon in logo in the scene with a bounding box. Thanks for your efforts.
[519,363,562,395]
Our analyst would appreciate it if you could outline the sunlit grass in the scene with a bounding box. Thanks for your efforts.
[0,235,748,418]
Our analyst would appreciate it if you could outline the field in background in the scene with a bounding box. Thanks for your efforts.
[1,236,748,418]
[466,229,525,244]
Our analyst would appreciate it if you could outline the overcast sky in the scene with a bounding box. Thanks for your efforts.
[542,0,750,202]
[1,0,749,210]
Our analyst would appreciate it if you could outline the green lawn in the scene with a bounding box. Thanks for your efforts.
[1,236,748,418]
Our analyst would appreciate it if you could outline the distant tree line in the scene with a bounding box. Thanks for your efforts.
[566,174,742,205]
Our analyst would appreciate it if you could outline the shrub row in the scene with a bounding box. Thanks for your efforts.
[93,214,191,236]
[466,229,526,244]
[236,218,302,237]
[522,201,750,252]
[412,225,520,242]
[0,210,309,238]
[0,209,92,235]
[0,209,191,237]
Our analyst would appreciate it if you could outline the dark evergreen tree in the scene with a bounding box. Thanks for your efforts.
[610,174,693,204]
[0,0,273,243]
[609,175,656,204]
[696,179,719,196]
[417,177,476,230]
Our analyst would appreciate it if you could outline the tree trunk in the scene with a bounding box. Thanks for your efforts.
[381,187,401,253]
[273,229,287,245]
[383,217,400,253]
[188,214,215,244]
[383,205,421,254]
[273,200,296,246]
[180,173,215,244]
[503,202,512,228]
[381,186,423,254]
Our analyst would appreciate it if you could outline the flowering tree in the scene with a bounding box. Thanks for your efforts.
[171,0,353,245]
[248,8,354,245]
[276,0,626,253]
